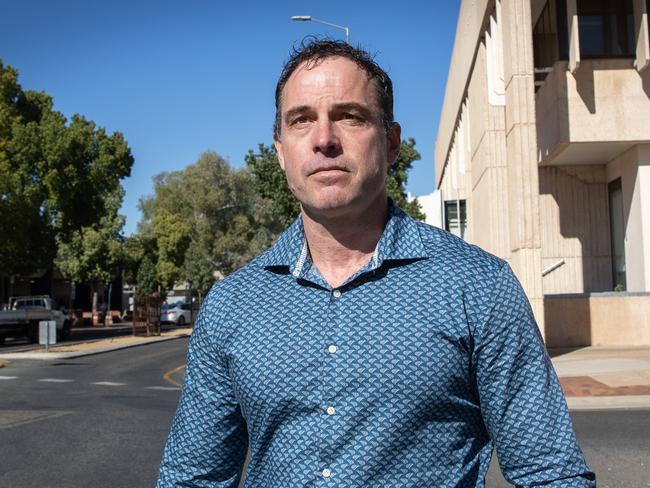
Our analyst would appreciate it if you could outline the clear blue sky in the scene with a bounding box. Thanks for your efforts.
[1,0,459,235]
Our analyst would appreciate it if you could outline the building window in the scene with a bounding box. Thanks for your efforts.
[578,0,635,58]
[608,179,626,291]
[534,0,563,90]
[534,1,560,69]
[444,200,467,240]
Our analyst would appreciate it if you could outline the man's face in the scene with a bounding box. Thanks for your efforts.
[274,56,400,218]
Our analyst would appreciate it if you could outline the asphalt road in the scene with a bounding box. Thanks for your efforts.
[1,338,649,487]
[485,410,650,487]
[0,338,187,488]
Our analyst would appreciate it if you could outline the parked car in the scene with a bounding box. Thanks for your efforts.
[160,303,193,326]
[0,296,71,344]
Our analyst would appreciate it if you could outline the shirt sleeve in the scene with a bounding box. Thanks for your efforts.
[473,263,596,487]
[156,296,248,487]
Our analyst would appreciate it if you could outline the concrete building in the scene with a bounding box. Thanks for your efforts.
[436,0,650,346]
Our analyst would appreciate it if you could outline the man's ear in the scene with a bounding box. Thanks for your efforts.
[273,132,286,171]
[386,122,402,167]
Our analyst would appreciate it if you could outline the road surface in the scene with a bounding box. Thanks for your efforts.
[1,338,648,487]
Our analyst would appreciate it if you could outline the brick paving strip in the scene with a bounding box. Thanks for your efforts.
[551,346,650,408]
[560,376,650,397]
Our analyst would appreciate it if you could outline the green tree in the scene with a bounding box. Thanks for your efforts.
[136,151,279,296]
[0,59,134,282]
[121,234,156,287]
[55,189,125,286]
[387,138,425,220]
[135,255,160,298]
[245,144,300,227]
[152,209,191,289]
[245,138,425,224]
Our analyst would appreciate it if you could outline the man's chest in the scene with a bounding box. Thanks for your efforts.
[223,268,478,424]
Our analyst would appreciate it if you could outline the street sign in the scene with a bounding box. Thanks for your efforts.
[39,320,57,351]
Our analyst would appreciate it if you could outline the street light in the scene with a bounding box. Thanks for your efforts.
[291,15,350,44]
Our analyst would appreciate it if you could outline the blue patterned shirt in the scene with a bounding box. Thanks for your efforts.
[158,203,595,487]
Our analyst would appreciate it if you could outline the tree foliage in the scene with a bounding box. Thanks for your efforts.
[0,59,134,280]
[135,255,159,298]
[387,138,425,220]
[55,189,125,285]
[135,151,280,296]
[245,138,425,224]
[245,144,301,228]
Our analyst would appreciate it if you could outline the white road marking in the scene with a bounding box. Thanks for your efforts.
[0,376,18,380]
[37,378,74,383]
[145,386,180,391]
[91,381,127,386]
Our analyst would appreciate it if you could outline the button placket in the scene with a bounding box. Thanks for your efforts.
[318,287,344,481]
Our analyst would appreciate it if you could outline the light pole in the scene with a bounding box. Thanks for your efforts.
[291,16,350,44]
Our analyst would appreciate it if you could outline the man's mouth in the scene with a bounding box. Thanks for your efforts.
[308,165,349,176]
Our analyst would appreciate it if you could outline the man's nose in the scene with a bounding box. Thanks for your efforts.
[312,119,341,156]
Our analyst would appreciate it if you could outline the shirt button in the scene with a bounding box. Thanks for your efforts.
[332,289,341,298]
[328,345,338,354]
[326,406,336,415]
[322,468,331,478]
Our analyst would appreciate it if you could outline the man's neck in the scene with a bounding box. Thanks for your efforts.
[301,195,389,289]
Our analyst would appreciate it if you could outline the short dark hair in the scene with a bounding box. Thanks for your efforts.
[274,38,394,137]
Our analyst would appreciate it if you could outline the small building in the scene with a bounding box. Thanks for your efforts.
[435,0,650,346]
[413,191,444,230]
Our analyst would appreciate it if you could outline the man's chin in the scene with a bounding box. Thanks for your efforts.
[299,191,382,221]
[301,197,354,217]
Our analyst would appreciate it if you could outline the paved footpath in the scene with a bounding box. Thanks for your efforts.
[2,331,649,411]
[551,346,650,410]
[0,326,192,361]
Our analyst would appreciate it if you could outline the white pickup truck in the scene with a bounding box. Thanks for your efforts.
[0,296,71,345]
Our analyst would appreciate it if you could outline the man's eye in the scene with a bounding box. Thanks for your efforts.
[289,116,310,126]
[340,113,364,123]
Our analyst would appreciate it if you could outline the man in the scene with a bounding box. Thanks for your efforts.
[157,40,595,487]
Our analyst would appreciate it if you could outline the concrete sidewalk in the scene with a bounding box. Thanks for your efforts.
[550,346,650,411]
[1,331,649,411]
[0,327,192,361]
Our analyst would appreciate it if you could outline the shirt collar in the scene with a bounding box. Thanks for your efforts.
[260,200,429,276]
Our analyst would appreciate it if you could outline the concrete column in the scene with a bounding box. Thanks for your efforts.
[501,0,545,332]
[567,0,580,73]
[471,37,510,259]
[634,0,650,71]
[627,145,650,291]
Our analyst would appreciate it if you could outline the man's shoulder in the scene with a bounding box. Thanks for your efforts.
[200,237,286,307]
[404,217,508,293]
[410,220,515,327]
[412,219,506,280]
[204,254,268,299]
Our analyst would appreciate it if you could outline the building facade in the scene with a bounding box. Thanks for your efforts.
[436,0,650,345]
